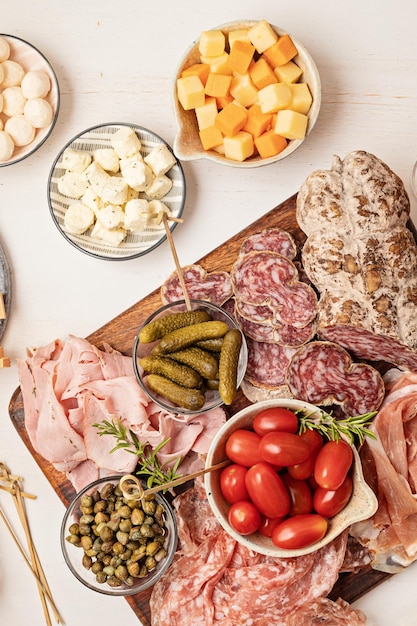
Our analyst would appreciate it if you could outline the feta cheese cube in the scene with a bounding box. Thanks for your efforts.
[145,175,173,200]
[57,171,88,199]
[120,155,154,191]
[92,148,120,173]
[61,148,92,173]
[144,144,176,176]
[111,126,142,158]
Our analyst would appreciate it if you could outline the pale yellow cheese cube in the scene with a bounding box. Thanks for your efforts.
[199,30,226,57]
[195,97,218,130]
[258,83,292,113]
[275,109,308,139]
[223,131,254,161]
[230,73,259,107]
[200,51,231,74]
[248,20,278,53]
[228,29,251,48]
[288,83,312,114]
[273,60,303,84]
[176,75,205,110]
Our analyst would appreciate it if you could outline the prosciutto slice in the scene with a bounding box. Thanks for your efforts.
[351,368,417,572]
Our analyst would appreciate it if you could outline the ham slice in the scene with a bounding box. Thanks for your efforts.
[18,335,227,492]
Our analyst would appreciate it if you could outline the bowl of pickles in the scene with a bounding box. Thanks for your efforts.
[133,299,248,415]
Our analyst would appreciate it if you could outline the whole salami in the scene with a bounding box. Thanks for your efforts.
[286,340,385,415]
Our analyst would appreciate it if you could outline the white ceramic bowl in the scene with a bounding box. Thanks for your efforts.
[0,34,60,166]
[173,20,321,168]
[133,299,248,415]
[61,476,178,596]
[205,398,378,557]
[48,123,186,260]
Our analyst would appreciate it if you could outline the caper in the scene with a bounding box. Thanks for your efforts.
[100,483,115,499]
[91,561,103,574]
[96,571,107,584]
[79,514,94,525]
[146,541,161,556]
[99,526,114,542]
[112,541,125,556]
[115,565,129,581]
[130,545,146,562]
[94,511,109,525]
[80,495,94,509]
[119,519,132,533]
[145,556,156,571]
[131,508,145,526]
[82,554,92,570]
[94,499,108,513]
[80,535,93,551]
[78,523,92,536]
[116,530,129,546]
[118,505,132,519]
[68,523,79,535]
[142,499,156,515]
[140,524,154,538]
[65,534,81,546]
[107,575,122,587]
[154,547,168,562]
[127,561,140,577]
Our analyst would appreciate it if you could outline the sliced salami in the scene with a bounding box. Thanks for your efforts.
[161,264,233,306]
[244,336,297,389]
[230,250,318,329]
[286,340,385,415]
[238,227,297,260]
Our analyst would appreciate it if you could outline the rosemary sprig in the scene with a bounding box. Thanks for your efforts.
[297,410,377,445]
[93,419,183,490]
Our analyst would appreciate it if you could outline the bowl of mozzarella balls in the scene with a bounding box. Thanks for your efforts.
[48,123,186,260]
[173,19,321,167]
[0,34,59,166]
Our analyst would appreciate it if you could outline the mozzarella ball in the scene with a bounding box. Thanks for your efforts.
[4,115,35,146]
[0,130,15,161]
[1,60,25,87]
[0,93,3,113]
[0,64,4,85]
[21,70,51,98]
[24,98,53,128]
[2,86,27,116]
[0,37,10,63]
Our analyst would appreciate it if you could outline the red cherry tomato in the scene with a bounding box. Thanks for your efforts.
[220,464,250,504]
[259,431,311,467]
[271,514,328,550]
[282,473,313,516]
[314,440,353,490]
[288,429,323,480]
[258,516,283,538]
[313,474,353,518]
[245,462,290,519]
[228,500,261,535]
[225,429,263,467]
[252,407,298,436]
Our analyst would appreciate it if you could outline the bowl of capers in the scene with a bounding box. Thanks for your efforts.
[133,299,248,415]
[61,476,178,595]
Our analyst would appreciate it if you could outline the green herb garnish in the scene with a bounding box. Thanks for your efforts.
[93,418,183,490]
[297,410,377,445]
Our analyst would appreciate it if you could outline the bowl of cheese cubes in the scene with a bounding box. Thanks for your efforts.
[173,19,321,167]
[48,123,186,260]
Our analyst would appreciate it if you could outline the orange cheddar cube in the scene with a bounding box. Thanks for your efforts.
[199,126,224,150]
[181,63,210,86]
[205,72,232,98]
[243,104,272,138]
[177,75,205,110]
[249,57,278,89]
[215,102,248,138]
[255,129,287,158]
[216,93,234,109]
[263,35,298,67]
[226,39,255,75]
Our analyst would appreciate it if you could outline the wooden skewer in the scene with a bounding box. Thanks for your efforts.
[0,505,64,624]
[161,212,192,311]
[0,483,37,499]
[120,459,230,501]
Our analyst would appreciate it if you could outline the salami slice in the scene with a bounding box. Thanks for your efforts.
[238,227,297,260]
[287,597,367,625]
[231,250,318,329]
[244,336,297,389]
[286,340,385,415]
[161,264,233,306]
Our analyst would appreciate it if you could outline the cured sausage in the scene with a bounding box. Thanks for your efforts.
[296,150,417,370]
[244,336,296,390]
[286,340,385,415]
[230,250,318,329]
[160,264,233,306]
[238,226,297,259]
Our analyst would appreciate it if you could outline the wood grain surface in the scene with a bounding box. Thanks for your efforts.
[8,194,390,626]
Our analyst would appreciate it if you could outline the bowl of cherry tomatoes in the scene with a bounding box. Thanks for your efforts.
[204,398,378,557]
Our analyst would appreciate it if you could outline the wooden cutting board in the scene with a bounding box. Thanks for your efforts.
[8,194,390,626]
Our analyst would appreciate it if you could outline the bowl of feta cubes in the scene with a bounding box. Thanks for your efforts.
[48,123,186,260]
[173,19,321,167]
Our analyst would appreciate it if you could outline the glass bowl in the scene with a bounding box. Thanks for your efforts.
[60,475,178,596]
[172,20,321,168]
[133,299,248,414]
[205,398,378,558]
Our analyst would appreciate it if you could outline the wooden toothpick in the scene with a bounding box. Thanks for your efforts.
[162,212,192,311]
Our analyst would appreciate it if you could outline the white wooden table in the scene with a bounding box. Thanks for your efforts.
[1,1,416,624]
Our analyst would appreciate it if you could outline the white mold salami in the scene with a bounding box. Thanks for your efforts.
[286,340,385,415]
[297,150,417,370]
